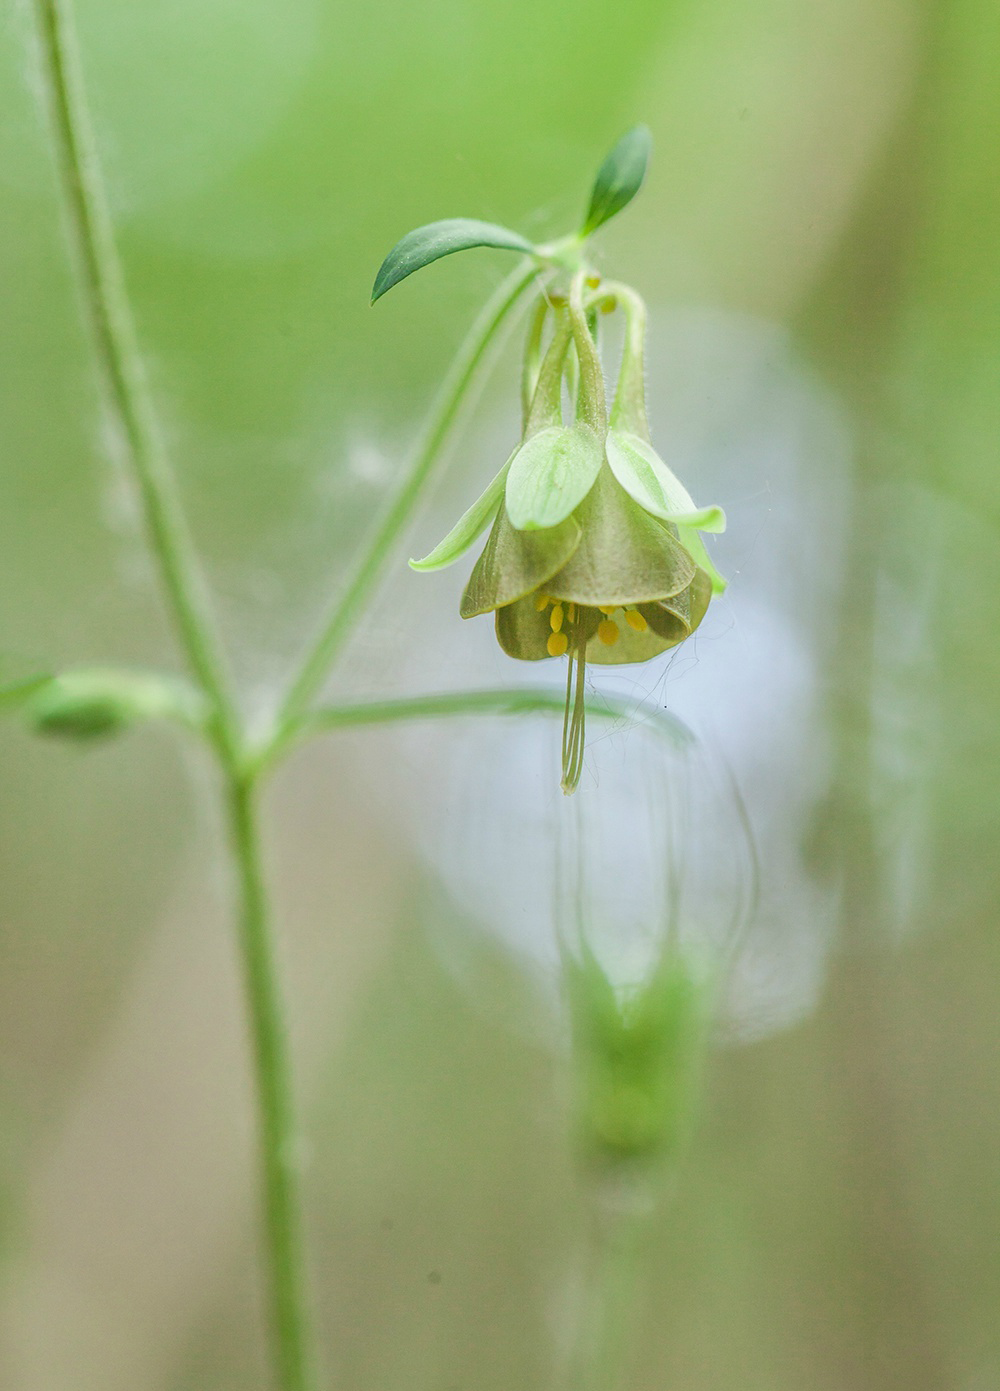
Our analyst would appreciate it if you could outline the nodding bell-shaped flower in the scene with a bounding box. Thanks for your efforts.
[410,273,725,793]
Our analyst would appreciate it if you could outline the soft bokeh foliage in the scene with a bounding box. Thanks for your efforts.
[1,0,998,1388]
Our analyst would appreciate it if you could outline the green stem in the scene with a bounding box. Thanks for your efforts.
[31,6,317,1386]
[520,294,551,425]
[604,283,649,439]
[525,310,574,435]
[226,775,318,1391]
[568,271,608,435]
[583,1198,648,1391]
[272,261,539,736]
[31,0,239,758]
[565,1181,652,1391]
[252,687,693,778]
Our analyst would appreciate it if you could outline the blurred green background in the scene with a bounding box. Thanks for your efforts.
[1,0,999,1387]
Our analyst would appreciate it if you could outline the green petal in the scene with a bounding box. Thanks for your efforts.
[544,465,695,607]
[585,619,678,666]
[461,506,581,618]
[497,598,601,660]
[605,430,726,532]
[644,565,713,640]
[585,567,712,665]
[494,596,553,660]
[504,423,604,531]
[409,452,514,572]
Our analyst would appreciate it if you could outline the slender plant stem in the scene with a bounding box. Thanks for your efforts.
[271,262,539,737]
[584,1203,646,1391]
[252,686,694,776]
[31,5,317,1387]
[566,1182,651,1391]
[31,0,239,758]
[226,774,318,1391]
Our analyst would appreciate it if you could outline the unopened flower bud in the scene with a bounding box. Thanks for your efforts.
[565,943,713,1167]
[27,669,204,742]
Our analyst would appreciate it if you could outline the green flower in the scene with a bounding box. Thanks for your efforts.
[411,275,725,792]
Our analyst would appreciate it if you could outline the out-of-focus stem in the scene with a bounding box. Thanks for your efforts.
[272,262,539,735]
[566,1178,652,1391]
[31,0,239,760]
[251,686,694,777]
[31,6,317,1386]
[225,774,319,1391]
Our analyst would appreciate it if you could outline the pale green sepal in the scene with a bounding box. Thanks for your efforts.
[678,526,728,594]
[461,507,580,617]
[409,452,514,572]
[606,430,725,532]
[545,465,695,607]
[504,423,603,531]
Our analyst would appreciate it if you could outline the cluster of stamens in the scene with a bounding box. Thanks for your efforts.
[535,594,649,656]
[535,593,576,657]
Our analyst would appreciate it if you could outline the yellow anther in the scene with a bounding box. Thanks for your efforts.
[585,273,601,289]
[625,609,648,633]
[597,619,620,646]
[547,631,569,658]
[567,603,576,621]
[598,605,617,616]
[535,593,550,612]
[550,604,564,633]
[601,296,617,314]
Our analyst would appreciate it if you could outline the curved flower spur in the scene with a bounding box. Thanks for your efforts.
[373,128,726,792]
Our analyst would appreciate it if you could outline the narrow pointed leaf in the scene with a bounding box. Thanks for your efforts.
[372,219,536,302]
[581,125,652,237]
[504,423,603,531]
[606,430,726,531]
[410,452,514,571]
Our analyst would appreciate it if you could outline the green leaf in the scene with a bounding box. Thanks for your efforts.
[371,219,536,302]
[581,125,652,237]
[409,452,514,572]
[606,431,725,531]
[504,423,603,531]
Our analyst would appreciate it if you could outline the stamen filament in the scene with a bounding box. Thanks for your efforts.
[561,626,588,794]
[560,633,576,774]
